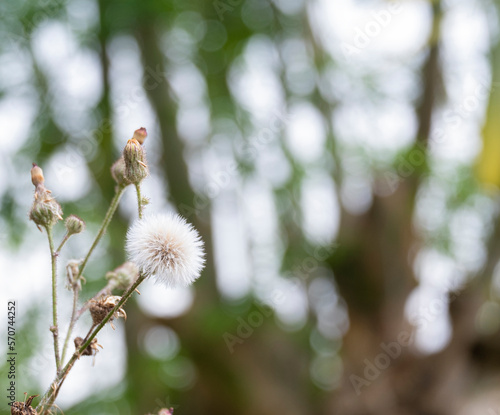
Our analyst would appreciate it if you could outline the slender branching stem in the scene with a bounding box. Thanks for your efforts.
[56,232,70,254]
[45,226,61,374]
[57,186,126,368]
[60,286,79,365]
[37,273,147,414]
[135,183,143,219]
[77,186,126,279]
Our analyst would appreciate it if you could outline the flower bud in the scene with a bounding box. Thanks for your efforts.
[65,215,85,235]
[29,164,63,229]
[106,261,139,290]
[111,157,130,187]
[31,163,44,187]
[123,138,148,184]
[133,127,148,145]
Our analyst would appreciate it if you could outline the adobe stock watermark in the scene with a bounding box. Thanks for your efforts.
[341,1,402,62]
[223,244,336,353]
[179,109,293,219]
[350,286,463,396]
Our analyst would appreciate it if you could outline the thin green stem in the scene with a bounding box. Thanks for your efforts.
[37,273,147,414]
[135,183,143,219]
[60,286,79,365]
[77,186,125,279]
[56,232,70,254]
[45,226,61,374]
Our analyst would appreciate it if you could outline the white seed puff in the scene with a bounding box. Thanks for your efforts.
[126,214,205,288]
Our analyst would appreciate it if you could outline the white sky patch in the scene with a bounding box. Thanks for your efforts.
[285,102,326,164]
[229,36,284,121]
[449,207,487,273]
[334,100,416,153]
[310,0,431,62]
[137,279,194,318]
[31,20,102,131]
[406,286,452,354]
[272,277,308,329]
[414,248,465,291]
[108,35,159,157]
[212,191,252,300]
[301,172,339,244]
[255,141,292,188]
[45,149,92,202]
[0,96,36,154]
[0,48,33,90]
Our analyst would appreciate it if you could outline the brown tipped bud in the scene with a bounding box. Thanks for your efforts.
[31,163,45,187]
[65,215,85,235]
[106,261,139,290]
[111,157,130,187]
[123,138,148,184]
[29,163,62,229]
[133,127,148,145]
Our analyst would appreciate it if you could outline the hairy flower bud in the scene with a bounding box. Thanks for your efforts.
[123,138,148,184]
[106,261,139,290]
[133,127,148,145]
[111,157,130,187]
[29,164,63,229]
[65,215,85,235]
[31,163,44,187]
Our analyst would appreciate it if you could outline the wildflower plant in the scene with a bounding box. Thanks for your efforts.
[20,128,205,415]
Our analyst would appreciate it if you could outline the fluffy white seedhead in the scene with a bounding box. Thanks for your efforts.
[126,214,205,288]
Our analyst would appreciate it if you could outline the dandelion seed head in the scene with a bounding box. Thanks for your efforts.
[126,214,205,288]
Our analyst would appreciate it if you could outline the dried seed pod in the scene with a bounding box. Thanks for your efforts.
[89,296,127,328]
[74,337,102,357]
[10,394,38,415]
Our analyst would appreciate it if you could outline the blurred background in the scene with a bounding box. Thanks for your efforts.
[2,0,500,413]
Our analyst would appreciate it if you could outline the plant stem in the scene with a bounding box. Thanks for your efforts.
[58,186,126,367]
[135,183,143,219]
[60,286,79,365]
[45,226,61,374]
[36,273,147,414]
[77,186,126,280]
[56,232,70,254]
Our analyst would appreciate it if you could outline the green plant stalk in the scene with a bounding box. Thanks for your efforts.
[59,185,126,366]
[135,183,143,219]
[56,232,70,254]
[36,273,147,414]
[60,286,79,365]
[45,226,61,374]
[77,186,126,279]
